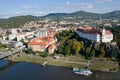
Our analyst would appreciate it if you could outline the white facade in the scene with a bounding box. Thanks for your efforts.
[11,29,18,34]
[76,31,100,42]
[102,34,113,42]
[9,34,16,40]
[14,42,23,48]
[37,31,48,38]
[16,34,25,41]
[76,27,113,42]
[9,34,25,41]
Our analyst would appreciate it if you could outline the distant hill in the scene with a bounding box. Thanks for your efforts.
[0,16,37,28]
[102,10,120,19]
[0,19,6,24]
[0,10,120,28]
[42,11,99,20]
[42,10,120,20]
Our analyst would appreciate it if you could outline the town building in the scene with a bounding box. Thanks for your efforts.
[28,34,57,52]
[36,28,48,38]
[48,43,57,54]
[76,26,113,42]
[0,40,23,48]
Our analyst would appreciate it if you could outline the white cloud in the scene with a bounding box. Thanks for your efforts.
[65,3,94,10]
[33,12,46,16]
[65,2,71,5]
[44,2,94,13]
[0,14,9,18]
[45,7,63,12]
[95,0,113,3]
[14,12,46,16]
[0,11,46,18]
[21,5,38,9]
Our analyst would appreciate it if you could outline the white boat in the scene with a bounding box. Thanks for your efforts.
[41,62,47,67]
[73,68,92,76]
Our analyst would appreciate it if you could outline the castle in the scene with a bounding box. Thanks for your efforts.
[76,26,113,42]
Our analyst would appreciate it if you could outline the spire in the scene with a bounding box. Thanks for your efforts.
[100,14,101,23]
[99,13,102,24]
[99,13,104,28]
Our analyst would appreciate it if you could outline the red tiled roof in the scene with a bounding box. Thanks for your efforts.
[49,43,57,49]
[77,27,112,35]
[105,30,112,34]
[29,41,48,45]
[28,34,55,45]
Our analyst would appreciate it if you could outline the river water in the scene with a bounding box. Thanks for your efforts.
[0,60,120,80]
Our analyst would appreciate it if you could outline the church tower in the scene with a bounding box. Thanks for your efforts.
[102,26,105,36]
[100,25,105,42]
[99,14,105,42]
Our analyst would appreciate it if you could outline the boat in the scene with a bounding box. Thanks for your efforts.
[41,62,47,67]
[73,68,92,76]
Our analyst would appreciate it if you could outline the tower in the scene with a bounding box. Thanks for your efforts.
[100,25,105,42]
[99,13,105,42]
[101,26,105,36]
[99,14,102,24]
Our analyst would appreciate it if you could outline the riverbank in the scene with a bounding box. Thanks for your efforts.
[13,53,119,72]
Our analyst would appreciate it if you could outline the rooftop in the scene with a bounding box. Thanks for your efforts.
[77,27,112,35]
[29,34,55,45]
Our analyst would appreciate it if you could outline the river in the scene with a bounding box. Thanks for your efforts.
[0,60,120,80]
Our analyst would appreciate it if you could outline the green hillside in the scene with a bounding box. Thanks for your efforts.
[0,16,36,28]
[0,10,120,28]
[42,10,120,20]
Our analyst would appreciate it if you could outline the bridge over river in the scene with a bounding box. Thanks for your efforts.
[0,46,25,59]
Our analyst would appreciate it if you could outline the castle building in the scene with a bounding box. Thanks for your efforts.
[76,26,113,42]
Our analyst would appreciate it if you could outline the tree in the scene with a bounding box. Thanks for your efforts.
[111,49,117,59]
[80,41,84,49]
[99,46,106,58]
[5,36,9,40]
[20,38,28,48]
[74,41,81,56]
[57,42,64,54]
[64,46,71,55]
[91,49,95,58]
[13,37,17,41]
[86,45,92,57]
[25,48,33,54]
[6,31,11,36]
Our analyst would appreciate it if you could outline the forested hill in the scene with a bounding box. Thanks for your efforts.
[41,11,99,20]
[0,10,120,28]
[102,10,120,19]
[0,16,37,28]
[42,10,120,20]
[0,19,6,24]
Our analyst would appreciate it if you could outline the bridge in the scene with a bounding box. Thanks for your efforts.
[0,46,25,59]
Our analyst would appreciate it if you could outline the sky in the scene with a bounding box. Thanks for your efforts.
[0,0,120,18]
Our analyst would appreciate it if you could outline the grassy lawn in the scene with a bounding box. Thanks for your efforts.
[90,62,118,71]
[0,47,13,52]
[14,53,119,71]
[64,55,87,62]
[14,53,86,69]
[14,54,46,64]
[0,47,6,52]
